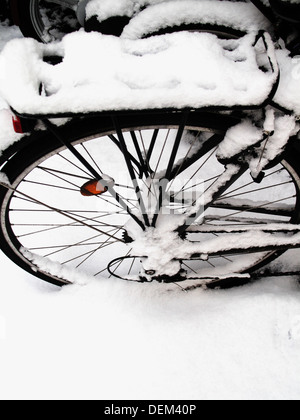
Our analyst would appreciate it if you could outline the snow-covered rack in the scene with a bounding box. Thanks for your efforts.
[0,29,279,118]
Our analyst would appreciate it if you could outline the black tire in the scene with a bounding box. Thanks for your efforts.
[0,113,299,288]
[269,0,300,23]
[10,0,80,42]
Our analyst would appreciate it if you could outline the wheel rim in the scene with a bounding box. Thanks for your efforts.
[1,121,299,286]
[29,0,80,42]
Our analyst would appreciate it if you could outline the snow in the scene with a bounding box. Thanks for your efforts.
[249,114,298,177]
[0,22,22,52]
[122,1,272,39]
[0,30,278,116]
[1,255,300,400]
[0,170,10,186]
[86,0,139,20]
[216,113,299,178]
[273,50,300,115]
[217,119,263,160]
[0,15,300,401]
[85,0,272,37]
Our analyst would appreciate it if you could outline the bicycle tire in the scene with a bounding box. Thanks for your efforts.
[10,0,80,42]
[0,112,299,288]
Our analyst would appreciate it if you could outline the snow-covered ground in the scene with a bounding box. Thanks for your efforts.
[0,19,300,401]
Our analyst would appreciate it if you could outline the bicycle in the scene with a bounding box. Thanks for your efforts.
[1,0,300,290]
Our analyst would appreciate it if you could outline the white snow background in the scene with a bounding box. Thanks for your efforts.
[0,20,300,401]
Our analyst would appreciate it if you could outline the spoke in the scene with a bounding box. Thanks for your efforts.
[10,204,126,215]
[219,255,233,263]
[205,259,215,268]
[152,112,189,227]
[94,266,109,277]
[10,188,125,242]
[44,120,103,180]
[165,111,190,180]
[108,134,142,173]
[212,195,296,220]
[12,223,119,228]
[108,249,132,278]
[81,143,103,175]
[179,175,219,194]
[108,190,140,211]
[94,192,128,212]
[38,166,90,180]
[95,249,133,277]
[15,219,122,239]
[209,254,233,262]
[177,164,248,235]
[129,131,150,177]
[131,129,161,202]
[76,228,123,268]
[138,130,152,175]
[152,129,171,179]
[58,153,92,178]
[30,239,105,251]
[111,116,149,227]
[43,230,119,258]
[149,129,171,226]
[115,183,135,190]
[173,147,218,199]
[13,199,125,239]
[75,244,107,269]
[12,200,128,218]
[16,225,70,239]
[23,179,78,192]
[192,175,220,207]
[147,129,159,163]
[117,136,157,199]
[182,261,197,274]
[146,128,171,209]
[60,228,121,265]
[39,162,90,190]
[46,240,117,259]
[218,167,284,200]
[128,257,136,275]
[169,134,222,181]
[216,180,293,201]
[166,130,201,193]
[61,242,112,265]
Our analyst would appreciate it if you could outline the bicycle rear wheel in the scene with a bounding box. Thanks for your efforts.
[0,112,299,288]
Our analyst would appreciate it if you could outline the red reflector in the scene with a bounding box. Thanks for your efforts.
[80,180,108,196]
[12,115,24,134]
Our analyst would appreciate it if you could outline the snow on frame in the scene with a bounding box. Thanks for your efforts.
[2,0,300,119]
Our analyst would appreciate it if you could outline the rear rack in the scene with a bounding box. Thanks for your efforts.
[1,31,279,120]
